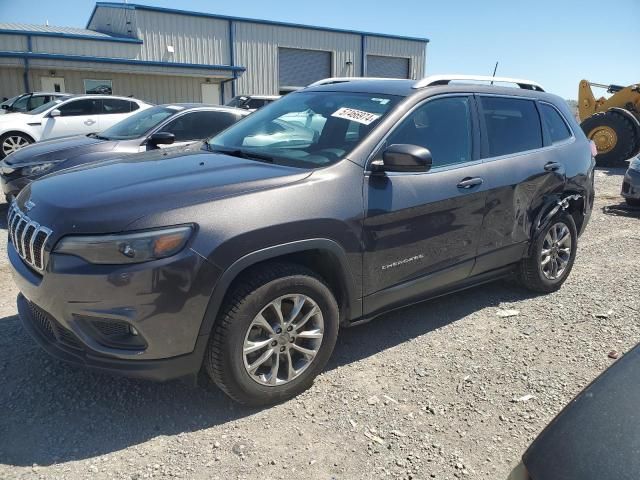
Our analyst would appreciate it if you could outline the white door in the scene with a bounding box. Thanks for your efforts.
[40,98,101,140]
[201,83,220,105]
[41,77,66,93]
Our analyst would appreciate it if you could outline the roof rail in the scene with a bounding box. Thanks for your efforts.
[413,75,545,92]
[308,76,406,87]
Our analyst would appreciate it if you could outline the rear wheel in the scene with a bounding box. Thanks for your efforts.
[581,110,637,167]
[517,212,578,293]
[0,132,33,159]
[204,263,339,406]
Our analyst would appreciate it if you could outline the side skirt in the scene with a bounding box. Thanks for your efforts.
[348,264,516,327]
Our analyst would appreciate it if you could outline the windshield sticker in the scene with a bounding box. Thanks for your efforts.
[331,107,381,125]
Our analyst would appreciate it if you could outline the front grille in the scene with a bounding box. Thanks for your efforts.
[7,203,52,271]
[28,302,84,351]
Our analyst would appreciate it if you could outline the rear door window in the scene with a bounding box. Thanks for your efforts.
[539,103,572,144]
[479,96,543,157]
[102,98,134,114]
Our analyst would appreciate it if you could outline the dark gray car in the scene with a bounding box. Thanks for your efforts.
[621,156,640,206]
[7,75,595,406]
[0,104,249,200]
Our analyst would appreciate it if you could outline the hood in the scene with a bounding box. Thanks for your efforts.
[523,343,640,479]
[18,148,312,234]
[4,135,115,166]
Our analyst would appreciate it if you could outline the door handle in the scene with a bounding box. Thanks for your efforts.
[84,119,96,126]
[457,177,484,189]
[544,162,562,172]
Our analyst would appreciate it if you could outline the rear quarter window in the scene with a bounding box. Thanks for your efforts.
[539,103,572,144]
[480,96,543,157]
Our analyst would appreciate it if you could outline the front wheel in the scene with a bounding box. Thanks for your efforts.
[517,212,578,293]
[204,263,339,406]
[0,132,33,159]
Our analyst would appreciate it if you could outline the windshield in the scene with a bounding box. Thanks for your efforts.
[26,99,63,115]
[210,91,401,168]
[99,105,179,140]
[1,95,21,108]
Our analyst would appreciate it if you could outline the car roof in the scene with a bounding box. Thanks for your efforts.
[302,76,560,102]
[159,103,251,114]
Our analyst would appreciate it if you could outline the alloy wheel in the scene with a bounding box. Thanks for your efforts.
[540,222,572,280]
[2,135,29,156]
[243,294,324,386]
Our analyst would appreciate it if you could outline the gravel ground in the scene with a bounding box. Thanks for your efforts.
[0,167,638,480]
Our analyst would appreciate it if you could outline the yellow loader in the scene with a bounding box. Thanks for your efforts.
[578,80,640,167]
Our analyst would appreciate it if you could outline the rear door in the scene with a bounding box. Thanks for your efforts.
[362,95,487,315]
[41,98,101,139]
[472,95,567,275]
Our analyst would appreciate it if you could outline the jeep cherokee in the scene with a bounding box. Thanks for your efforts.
[7,75,595,406]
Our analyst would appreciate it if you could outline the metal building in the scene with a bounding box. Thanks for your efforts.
[0,2,428,105]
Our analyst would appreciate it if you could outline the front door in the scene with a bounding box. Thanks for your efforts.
[41,98,101,140]
[201,83,220,105]
[41,77,66,93]
[362,95,487,316]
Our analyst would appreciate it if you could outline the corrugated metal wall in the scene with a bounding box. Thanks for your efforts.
[87,5,138,39]
[29,69,209,104]
[234,22,361,95]
[366,36,426,80]
[134,10,230,65]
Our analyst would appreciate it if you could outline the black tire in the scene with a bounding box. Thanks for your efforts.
[205,263,339,406]
[517,212,578,293]
[626,197,640,207]
[0,131,33,160]
[581,110,637,167]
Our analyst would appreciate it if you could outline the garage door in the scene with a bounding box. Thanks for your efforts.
[367,55,410,79]
[279,48,331,89]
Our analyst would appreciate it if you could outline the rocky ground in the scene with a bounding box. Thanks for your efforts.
[0,167,638,480]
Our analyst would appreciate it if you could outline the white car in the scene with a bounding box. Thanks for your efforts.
[0,95,151,159]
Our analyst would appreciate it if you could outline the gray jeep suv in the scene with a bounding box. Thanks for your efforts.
[7,75,595,406]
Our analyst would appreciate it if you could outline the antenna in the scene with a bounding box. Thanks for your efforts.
[491,62,499,85]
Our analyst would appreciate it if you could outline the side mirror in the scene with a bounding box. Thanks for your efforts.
[374,144,433,173]
[49,109,61,117]
[148,132,175,146]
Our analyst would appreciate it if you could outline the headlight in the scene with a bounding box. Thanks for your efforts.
[21,162,57,177]
[54,226,194,264]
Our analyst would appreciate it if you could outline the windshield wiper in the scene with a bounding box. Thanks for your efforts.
[210,147,274,163]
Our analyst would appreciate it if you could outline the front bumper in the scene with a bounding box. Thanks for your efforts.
[621,166,640,201]
[9,240,219,381]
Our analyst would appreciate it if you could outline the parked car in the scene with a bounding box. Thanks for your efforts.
[0,95,151,159]
[0,92,71,115]
[0,104,250,200]
[226,95,280,111]
[8,75,595,406]
[508,343,640,480]
[621,156,640,206]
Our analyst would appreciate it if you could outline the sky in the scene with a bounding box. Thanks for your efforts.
[1,0,638,99]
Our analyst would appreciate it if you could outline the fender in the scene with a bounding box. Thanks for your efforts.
[197,238,361,337]
[527,193,583,256]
